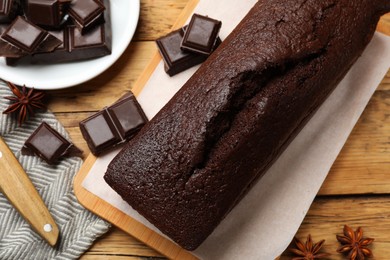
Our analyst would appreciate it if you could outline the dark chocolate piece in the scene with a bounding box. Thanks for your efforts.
[69,21,110,55]
[181,14,222,55]
[6,0,111,65]
[107,94,148,140]
[5,28,67,64]
[68,0,105,34]
[2,16,46,53]
[80,93,148,155]
[79,109,121,155]
[156,27,207,76]
[25,0,71,28]
[22,122,81,165]
[3,16,48,52]
[0,0,20,23]
[0,16,62,57]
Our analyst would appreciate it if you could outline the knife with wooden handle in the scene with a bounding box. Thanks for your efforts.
[0,137,59,246]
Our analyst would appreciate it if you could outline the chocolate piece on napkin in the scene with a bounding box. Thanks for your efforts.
[22,122,82,164]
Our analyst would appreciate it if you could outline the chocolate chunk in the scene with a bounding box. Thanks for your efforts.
[25,0,71,28]
[68,0,105,34]
[2,16,47,52]
[0,16,62,57]
[5,28,67,64]
[107,94,148,140]
[156,27,208,76]
[0,0,20,23]
[80,110,121,155]
[181,14,222,55]
[69,21,110,55]
[3,16,48,52]
[22,122,82,165]
[80,93,148,155]
[6,0,111,65]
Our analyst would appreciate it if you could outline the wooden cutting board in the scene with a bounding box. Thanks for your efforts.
[73,1,390,258]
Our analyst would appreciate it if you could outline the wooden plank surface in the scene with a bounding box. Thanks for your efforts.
[281,196,390,259]
[41,0,390,258]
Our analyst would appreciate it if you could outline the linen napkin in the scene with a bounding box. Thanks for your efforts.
[0,80,110,260]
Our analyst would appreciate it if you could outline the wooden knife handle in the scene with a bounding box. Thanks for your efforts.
[0,137,59,246]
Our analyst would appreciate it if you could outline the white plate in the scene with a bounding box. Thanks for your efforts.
[0,0,140,90]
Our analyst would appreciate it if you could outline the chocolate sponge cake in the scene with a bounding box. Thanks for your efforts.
[104,0,390,250]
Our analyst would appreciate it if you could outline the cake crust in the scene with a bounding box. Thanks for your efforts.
[105,0,390,250]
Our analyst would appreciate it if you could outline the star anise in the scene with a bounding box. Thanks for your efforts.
[2,82,46,125]
[290,234,330,260]
[336,225,374,260]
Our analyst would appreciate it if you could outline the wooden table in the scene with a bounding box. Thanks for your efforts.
[46,1,390,259]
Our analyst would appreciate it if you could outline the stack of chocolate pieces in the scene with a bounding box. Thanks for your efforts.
[0,0,111,65]
[156,13,222,76]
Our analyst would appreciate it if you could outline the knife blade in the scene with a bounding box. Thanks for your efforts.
[0,137,59,246]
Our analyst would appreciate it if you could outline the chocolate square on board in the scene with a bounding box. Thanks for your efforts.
[181,14,222,55]
[107,94,148,139]
[156,27,207,76]
[79,109,121,155]
[79,92,148,155]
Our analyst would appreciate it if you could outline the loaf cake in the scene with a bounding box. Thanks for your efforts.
[104,0,390,250]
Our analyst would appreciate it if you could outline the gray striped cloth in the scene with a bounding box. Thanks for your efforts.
[0,81,111,259]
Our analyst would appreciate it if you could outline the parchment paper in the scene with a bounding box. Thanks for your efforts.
[82,0,390,258]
